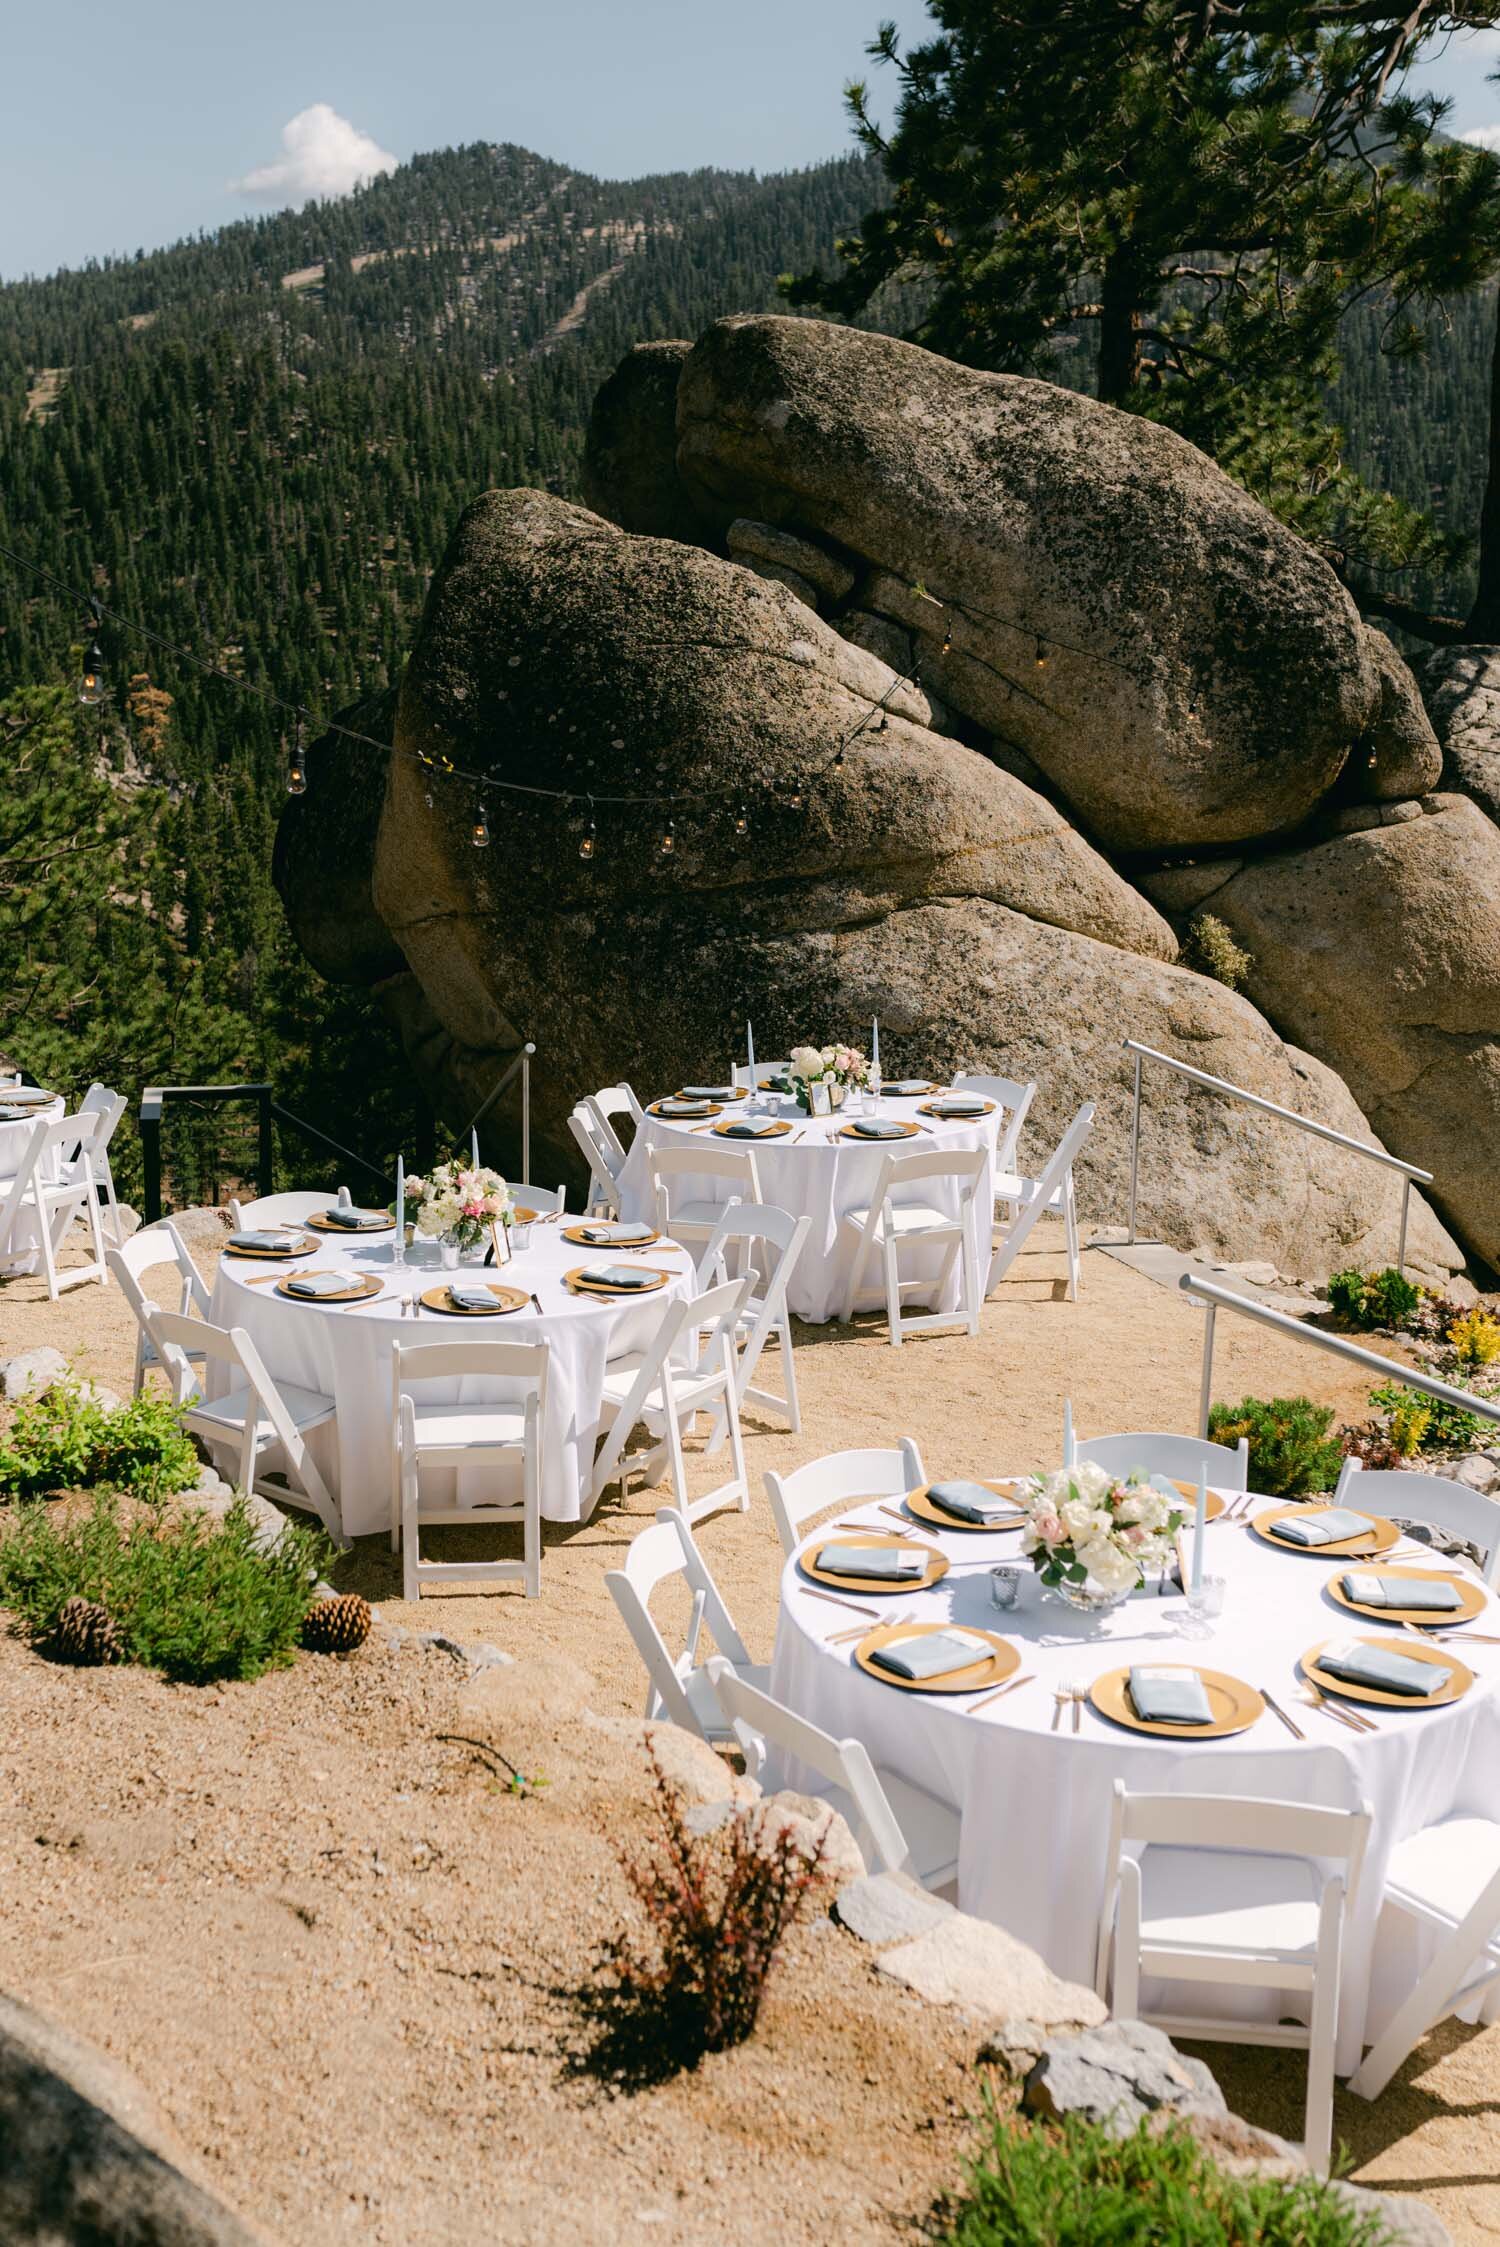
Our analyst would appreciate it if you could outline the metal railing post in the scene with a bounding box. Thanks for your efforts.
[1397,1174,1412,1280]
[1126,1049,1142,1245]
[521,1046,531,1186]
[140,1090,162,1226]
[257,1087,274,1200]
[1197,1303,1217,1439]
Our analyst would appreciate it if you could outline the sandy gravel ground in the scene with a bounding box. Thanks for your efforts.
[1,1223,1495,2244]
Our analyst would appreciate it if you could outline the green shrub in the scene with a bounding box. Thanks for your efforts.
[1208,1395,1343,1496]
[0,1492,325,1683]
[0,1382,197,1500]
[939,2109,1390,2246]
[1325,1267,1420,1333]
[1369,1381,1483,1455]
[1181,913,1254,992]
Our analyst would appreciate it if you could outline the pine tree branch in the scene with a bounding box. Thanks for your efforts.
[1350,584,1471,644]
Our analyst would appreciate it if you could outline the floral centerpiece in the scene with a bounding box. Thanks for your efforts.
[787,1043,870,1114]
[411,1159,514,1265]
[1013,1461,1185,1613]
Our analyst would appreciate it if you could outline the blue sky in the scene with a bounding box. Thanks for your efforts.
[2,2,1497,281]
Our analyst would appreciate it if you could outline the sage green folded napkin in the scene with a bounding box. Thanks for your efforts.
[928,1480,1018,1525]
[657,1099,710,1116]
[681,1085,733,1100]
[887,1080,930,1096]
[850,1119,908,1139]
[448,1285,498,1311]
[930,1097,986,1116]
[719,1118,781,1138]
[868,1630,990,1682]
[1128,1666,1214,1725]
[1342,1571,1462,1613]
[580,1221,654,1244]
[1273,1508,1371,1547]
[229,1230,290,1252]
[815,1544,926,1583]
[1316,1638,1443,1696]
[320,1207,388,1230]
[286,1272,351,1299]
[582,1263,653,1289]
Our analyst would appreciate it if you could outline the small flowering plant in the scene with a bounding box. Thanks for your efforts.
[786,1043,870,1112]
[1014,1460,1185,1597]
[411,1159,514,1253]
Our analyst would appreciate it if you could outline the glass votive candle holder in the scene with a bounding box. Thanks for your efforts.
[990,1563,1023,1612]
[508,1219,532,1253]
[1183,1574,1226,1636]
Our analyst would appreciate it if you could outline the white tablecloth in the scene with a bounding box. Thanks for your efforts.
[208,1225,696,1533]
[770,1494,1500,2071]
[0,1094,65,1274]
[616,1091,1004,1323]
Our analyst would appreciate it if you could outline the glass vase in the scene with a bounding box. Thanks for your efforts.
[1040,1565,1136,1618]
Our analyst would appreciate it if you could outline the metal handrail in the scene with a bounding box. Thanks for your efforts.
[138,1083,388,1224]
[1124,1038,1434,1278]
[464,1042,536,1184]
[1179,1273,1500,1440]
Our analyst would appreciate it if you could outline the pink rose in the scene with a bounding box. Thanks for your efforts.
[1034,1512,1065,1546]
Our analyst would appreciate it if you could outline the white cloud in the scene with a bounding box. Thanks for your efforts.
[231,104,398,205]
[1462,122,1500,152]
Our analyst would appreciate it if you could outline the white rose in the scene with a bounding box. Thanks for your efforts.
[1072,1461,1113,1503]
[1060,1497,1098,1541]
[1077,1537,1140,1593]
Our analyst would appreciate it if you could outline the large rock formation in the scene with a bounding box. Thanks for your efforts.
[1423,644,1500,825]
[275,313,1489,1278]
[1206,795,1500,1269]
[658,318,1435,852]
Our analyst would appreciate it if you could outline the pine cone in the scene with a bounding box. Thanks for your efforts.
[301,1593,372,1654]
[55,1596,123,1667]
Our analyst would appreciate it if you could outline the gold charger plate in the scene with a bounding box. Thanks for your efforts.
[648,1099,721,1119]
[1090,1666,1266,1740]
[837,1120,920,1143]
[223,1236,315,1260]
[1302,1634,1473,1708]
[905,1481,1030,1533]
[882,1082,943,1097]
[419,1283,529,1317]
[562,1223,663,1249]
[1326,1564,1486,1629]
[1252,1504,1398,1558]
[712,1118,793,1140]
[801,1532,949,1596]
[918,1098,997,1119]
[854,1620,1019,1696]
[564,1264,673,1298]
[305,1210,394,1235]
[1,1087,54,1105]
[273,1272,383,1305]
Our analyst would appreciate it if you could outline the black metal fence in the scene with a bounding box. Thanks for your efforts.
[138,1083,391,1225]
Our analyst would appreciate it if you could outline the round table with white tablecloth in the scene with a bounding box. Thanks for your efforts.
[207,1223,696,1532]
[616,1088,1005,1324]
[770,1491,1500,2072]
[0,1091,65,1274]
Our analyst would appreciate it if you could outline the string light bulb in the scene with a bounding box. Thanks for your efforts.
[734,803,750,837]
[472,799,491,849]
[658,818,676,858]
[78,639,105,707]
[1034,638,1048,670]
[286,736,308,796]
[579,808,598,860]
[787,779,805,810]
[941,629,953,656]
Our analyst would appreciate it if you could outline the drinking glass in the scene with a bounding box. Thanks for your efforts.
[1181,1573,1226,1639]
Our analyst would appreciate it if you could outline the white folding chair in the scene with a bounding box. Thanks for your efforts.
[706,1660,962,1888]
[147,1305,344,1544]
[1073,1430,1250,1493]
[987,1101,1094,1301]
[605,1506,769,1741]
[61,1084,128,1246]
[570,1102,625,1217]
[593,1083,645,1137]
[764,1439,928,1559]
[107,1223,211,1394]
[694,1201,810,1439]
[952,1071,1037,1174]
[841,1145,986,1344]
[732,1060,789,1089]
[648,1142,763,1258]
[588,1275,754,1526]
[510,1181,567,1217]
[228,1188,339,1230]
[1334,1459,1500,1585]
[1094,1783,1371,2173]
[0,1113,108,1299]
[390,1337,549,1600]
[1349,1815,1500,2101]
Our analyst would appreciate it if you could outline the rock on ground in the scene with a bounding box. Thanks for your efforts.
[672,314,1416,852]
[875,1908,1107,2030]
[0,1988,268,2245]
[1211,794,1500,1268]
[1,1346,70,1401]
[1021,2018,1225,2134]
[1422,644,1500,825]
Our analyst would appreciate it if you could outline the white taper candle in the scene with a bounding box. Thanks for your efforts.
[1190,1468,1208,1595]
